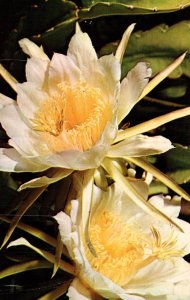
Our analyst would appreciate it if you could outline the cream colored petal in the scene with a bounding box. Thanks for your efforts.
[91,181,148,223]
[67,31,97,70]
[115,24,135,64]
[0,148,48,172]
[117,62,152,124]
[149,195,181,218]
[171,218,190,255]
[25,57,49,86]
[96,55,120,104]
[53,210,79,262]
[9,134,50,159]
[78,264,144,300]
[0,93,15,108]
[173,280,190,300]
[19,38,49,60]
[18,168,73,190]
[17,82,48,121]
[108,134,173,158]
[67,278,94,300]
[0,102,51,159]
[0,102,30,139]
[127,258,190,297]
[48,53,81,89]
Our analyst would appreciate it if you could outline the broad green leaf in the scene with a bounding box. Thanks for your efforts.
[159,85,187,99]
[79,0,190,19]
[164,144,190,170]
[100,21,190,79]
[149,181,169,195]
[40,16,78,51]
[169,169,190,184]
[18,0,77,37]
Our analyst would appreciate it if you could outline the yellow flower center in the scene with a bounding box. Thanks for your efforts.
[85,211,183,287]
[33,81,112,152]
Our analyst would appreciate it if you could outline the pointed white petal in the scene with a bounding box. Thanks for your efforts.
[19,38,49,60]
[68,31,97,70]
[18,168,73,190]
[108,135,173,158]
[0,103,30,139]
[17,82,48,120]
[117,62,152,124]
[115,24,135,63]
[25,57,49,86]
[0,94,15,108]
[0,148,48,172]
[97,54,120,104]
[48,53,81,88]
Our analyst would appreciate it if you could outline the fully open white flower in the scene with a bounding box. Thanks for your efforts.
[0,24,174,176]
[54,177,190,300]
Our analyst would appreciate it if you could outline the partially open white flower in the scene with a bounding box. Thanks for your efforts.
[0,24,174,175]
[54,178,190,300]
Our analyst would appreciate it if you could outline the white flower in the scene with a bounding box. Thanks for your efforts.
[54,178,190,300]
[0,24,173,175]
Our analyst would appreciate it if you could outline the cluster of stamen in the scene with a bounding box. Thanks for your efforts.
[84,211,183,286]
[32,81,112,152]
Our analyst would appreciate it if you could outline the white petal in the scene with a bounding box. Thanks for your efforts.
[117,62,152,124]
[97,55,120,103]
[48,53,81,89]
[19,38,49,60]
[18,168,73,190]
[0,93,15,108]
[149,195,181,218]
[54,211,74,257]
[172,218,190,255]
[9,135,50,157]
[0,101,50,159]
[108,134,173,158]
[67,278,94,300]
[0,148,48,172]
[67,31,97,70]
[25,57,49,86]
[127,258,190,297]
[91,181,148,223]
[0,102,31,139]
[16,82,48,121]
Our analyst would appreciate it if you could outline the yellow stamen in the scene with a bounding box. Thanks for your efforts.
[85,211,148,286]
[84,211,184,286]
[32,81,112,152]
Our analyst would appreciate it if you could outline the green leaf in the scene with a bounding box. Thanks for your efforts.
[18,0,78,37]
[79,0,190,19]
[100,21,190,79]
[169,169,190,184]
[164,144,190,170]
[149,181,169,195]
